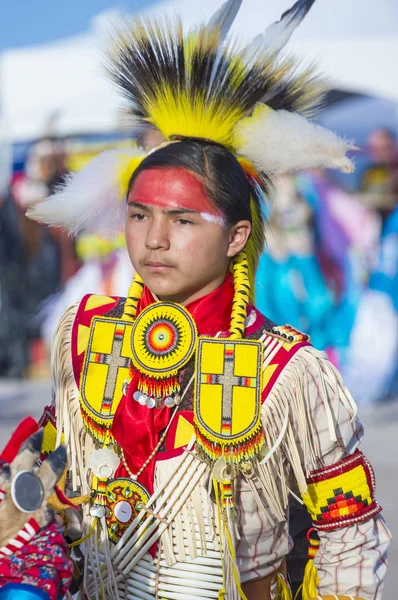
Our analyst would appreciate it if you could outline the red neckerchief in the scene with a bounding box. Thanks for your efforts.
[112,273,235,493]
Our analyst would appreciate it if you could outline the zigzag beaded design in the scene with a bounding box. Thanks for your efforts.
[122,272,145,321]
[229,251,250,340]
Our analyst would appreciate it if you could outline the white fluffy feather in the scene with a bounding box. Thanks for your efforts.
[234,108,356,176]
[27,148,145,238]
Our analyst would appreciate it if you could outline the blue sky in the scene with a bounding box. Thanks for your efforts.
[0,0,155,51]
[1,0,398,52]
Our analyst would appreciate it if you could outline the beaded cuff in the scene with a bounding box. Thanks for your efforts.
[302,451,381,530]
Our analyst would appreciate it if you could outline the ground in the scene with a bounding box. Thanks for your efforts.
[0,378,396,599]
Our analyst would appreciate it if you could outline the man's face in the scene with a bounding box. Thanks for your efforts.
[368,130,397,165]
[126,167,234,304]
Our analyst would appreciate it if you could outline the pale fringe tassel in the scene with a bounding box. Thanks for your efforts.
[52,304,119,599]
[254,345,358,522]
[220,514,241,600]
[154,456,218,565]
[85,523,122,600]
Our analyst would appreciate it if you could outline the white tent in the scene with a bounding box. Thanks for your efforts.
[1,0,397,144]
[0,13,120,143]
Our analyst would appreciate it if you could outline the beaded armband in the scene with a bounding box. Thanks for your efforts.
[301,451,381,530]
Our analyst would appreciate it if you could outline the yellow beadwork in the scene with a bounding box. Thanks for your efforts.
[194,337,263,448]
[79,316,134,445]
[302,465,372,524]
[130,302,198,399]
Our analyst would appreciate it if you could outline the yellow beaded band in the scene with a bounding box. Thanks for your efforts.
[301,451,381,530]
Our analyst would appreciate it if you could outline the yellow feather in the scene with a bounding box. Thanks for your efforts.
[233,104,272,148]
[114,154,145,199]
[147,88,244,147]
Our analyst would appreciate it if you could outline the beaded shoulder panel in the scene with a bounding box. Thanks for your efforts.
[71,294,126,387]
[71,294,128,445]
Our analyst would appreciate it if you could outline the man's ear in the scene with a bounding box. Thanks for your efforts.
[226,220,251,258]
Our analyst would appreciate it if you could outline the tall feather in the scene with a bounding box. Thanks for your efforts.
[205,0,242,41]
[242,0,317,65]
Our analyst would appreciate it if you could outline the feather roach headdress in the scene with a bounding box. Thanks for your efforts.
[28,0,355,274]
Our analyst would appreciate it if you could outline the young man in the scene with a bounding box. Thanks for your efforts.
[0,1,391,599]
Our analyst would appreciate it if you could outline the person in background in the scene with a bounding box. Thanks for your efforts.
[343,129,398,404]
[41,233,134,349]
[358,128,398,217]
[0,189,28,378]
[11,139,80,376]
[255,176,335,352]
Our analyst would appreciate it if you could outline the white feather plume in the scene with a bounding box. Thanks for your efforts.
[27,147,145,238]
[234,107,356,176]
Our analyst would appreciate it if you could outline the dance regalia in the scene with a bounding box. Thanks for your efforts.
[0,1,390,599]
[36,275,388,600]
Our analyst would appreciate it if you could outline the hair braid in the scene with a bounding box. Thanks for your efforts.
[122,272,145,321]
[229,250,251,339]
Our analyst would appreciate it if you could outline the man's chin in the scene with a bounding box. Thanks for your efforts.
[142,273,181,299]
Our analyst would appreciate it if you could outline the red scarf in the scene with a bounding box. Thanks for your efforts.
[112,274,235,493]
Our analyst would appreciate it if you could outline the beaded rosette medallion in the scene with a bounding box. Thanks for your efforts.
[130,303,198,409]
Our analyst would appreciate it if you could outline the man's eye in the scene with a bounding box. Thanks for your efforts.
[131,213,146,221]
[177,218,193,226]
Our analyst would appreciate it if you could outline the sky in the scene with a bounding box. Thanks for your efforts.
[1,0,398,53]
[0,0,155,51]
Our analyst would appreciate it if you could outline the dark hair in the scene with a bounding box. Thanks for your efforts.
[128,139,252,226]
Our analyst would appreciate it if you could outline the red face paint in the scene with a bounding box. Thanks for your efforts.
[127,167,222,217]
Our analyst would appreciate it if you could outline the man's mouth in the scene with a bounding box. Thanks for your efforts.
[145,261,174,272]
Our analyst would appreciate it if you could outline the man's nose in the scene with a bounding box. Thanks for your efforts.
[145,219,170,250]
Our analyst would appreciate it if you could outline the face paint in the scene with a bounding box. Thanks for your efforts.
[128,167,223,218]
[200,212,225,226]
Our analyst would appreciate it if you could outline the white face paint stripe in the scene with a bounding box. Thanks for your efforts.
[200,212,225,226]
[18,530,31,541]
[0,546,12,556]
